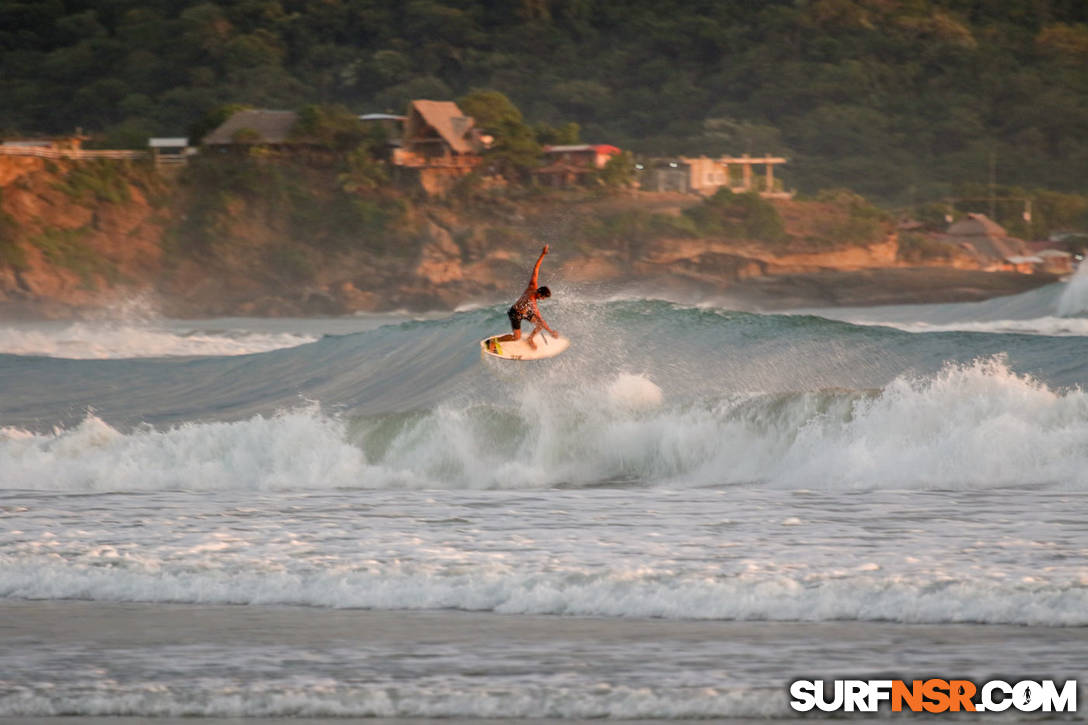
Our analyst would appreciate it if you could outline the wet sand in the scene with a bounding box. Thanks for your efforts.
[2,600,1084,722]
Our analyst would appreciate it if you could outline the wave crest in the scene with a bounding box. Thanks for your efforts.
[3,359,1087,491]
[0,321,317,359]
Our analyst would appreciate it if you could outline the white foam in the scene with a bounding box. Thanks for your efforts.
[3,360,1088,492]
[0,322,317,359]
[846,315,1088,336]
[774,356,1088,489]
[1058,261,1088,316]
[0,409,366,491]
[2,557,1085,626]
[0,681,783,719]
[607,373,665,410]
[416,357,1088,490]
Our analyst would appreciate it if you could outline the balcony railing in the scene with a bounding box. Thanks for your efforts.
[393,149,479,169]
[0,146,147,160]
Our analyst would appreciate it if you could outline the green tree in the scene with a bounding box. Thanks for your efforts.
[458,89,524,131]
[597,150,636,188]
[534,121,580,145]
[685,189,788,243]
[189,103,249,144]
[338,144,388,193]
[458,89,541,177]
[292,104,368,151]
[2,0,1088,204]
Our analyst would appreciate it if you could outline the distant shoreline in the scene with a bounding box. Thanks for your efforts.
[715,267,1062,311]
[0,267,1062,321]
[0,154,1066,321]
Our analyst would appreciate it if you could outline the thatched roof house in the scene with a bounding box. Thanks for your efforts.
[392,100,485,196]
[944,213,1029,265]
[398,100,481,161]
[202,110,299,146]
[947,213,1006,239]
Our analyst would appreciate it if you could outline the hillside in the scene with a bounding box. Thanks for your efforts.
[2,1,1087,206]
[0,154,1059,318]
[0,156,168,316]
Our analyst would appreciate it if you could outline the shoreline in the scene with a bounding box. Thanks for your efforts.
[721,267,1062,310]
[0,267,1062,321]
[0,154,1068,321]
[2,600,1084,723]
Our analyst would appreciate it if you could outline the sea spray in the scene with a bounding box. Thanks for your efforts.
[0,407,364,491]
[5,360,1088,491]
[607,373,664,410]
[1057,260,1088,316]
[762,356,1088,488]
[0,321,317,359]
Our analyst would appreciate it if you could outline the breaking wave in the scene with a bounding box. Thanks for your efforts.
[3,358,1087,491]
[2,550,1085,626]
[0,320,316,359]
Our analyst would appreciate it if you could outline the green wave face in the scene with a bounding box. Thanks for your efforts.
[4,296,1088,491]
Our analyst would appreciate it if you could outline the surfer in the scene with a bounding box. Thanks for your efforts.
[497,244,558,350]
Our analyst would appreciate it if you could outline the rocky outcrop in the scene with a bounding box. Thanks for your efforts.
[415,219,464,285]
[0,156,1053,318]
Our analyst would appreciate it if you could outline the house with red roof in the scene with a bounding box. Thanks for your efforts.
[532,144,621,187]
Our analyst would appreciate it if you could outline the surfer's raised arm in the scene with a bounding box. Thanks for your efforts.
[494,243,556,352]
[528,244,549,289]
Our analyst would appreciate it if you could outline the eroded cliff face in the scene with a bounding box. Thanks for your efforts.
[560,197,904,292]
[0,155,967,318]
[628,235,899,277]
[0,156,167,317]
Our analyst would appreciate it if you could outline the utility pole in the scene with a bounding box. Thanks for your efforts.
[988,149,997,219]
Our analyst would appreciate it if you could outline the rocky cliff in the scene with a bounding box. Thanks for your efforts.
[0,155,1049,318]
[0,156,167,317]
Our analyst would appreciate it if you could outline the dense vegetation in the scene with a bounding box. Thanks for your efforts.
[582,187,893,257]
[171,150,411,263]
[2,1,1087,212]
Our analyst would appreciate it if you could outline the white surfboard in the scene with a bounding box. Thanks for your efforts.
[481,333,570,361]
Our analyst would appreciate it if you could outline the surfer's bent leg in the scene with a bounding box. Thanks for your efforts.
[497,307,522,343]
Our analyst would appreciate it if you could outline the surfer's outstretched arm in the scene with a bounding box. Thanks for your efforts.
[529,320,557,340]
[528,244,549,288]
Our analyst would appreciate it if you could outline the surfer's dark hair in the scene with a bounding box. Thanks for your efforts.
[536,286,551,298]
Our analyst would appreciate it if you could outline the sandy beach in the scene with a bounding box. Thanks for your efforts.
[3,600,1085,722]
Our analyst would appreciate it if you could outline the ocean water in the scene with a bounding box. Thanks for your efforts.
[2,284,1088,720]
